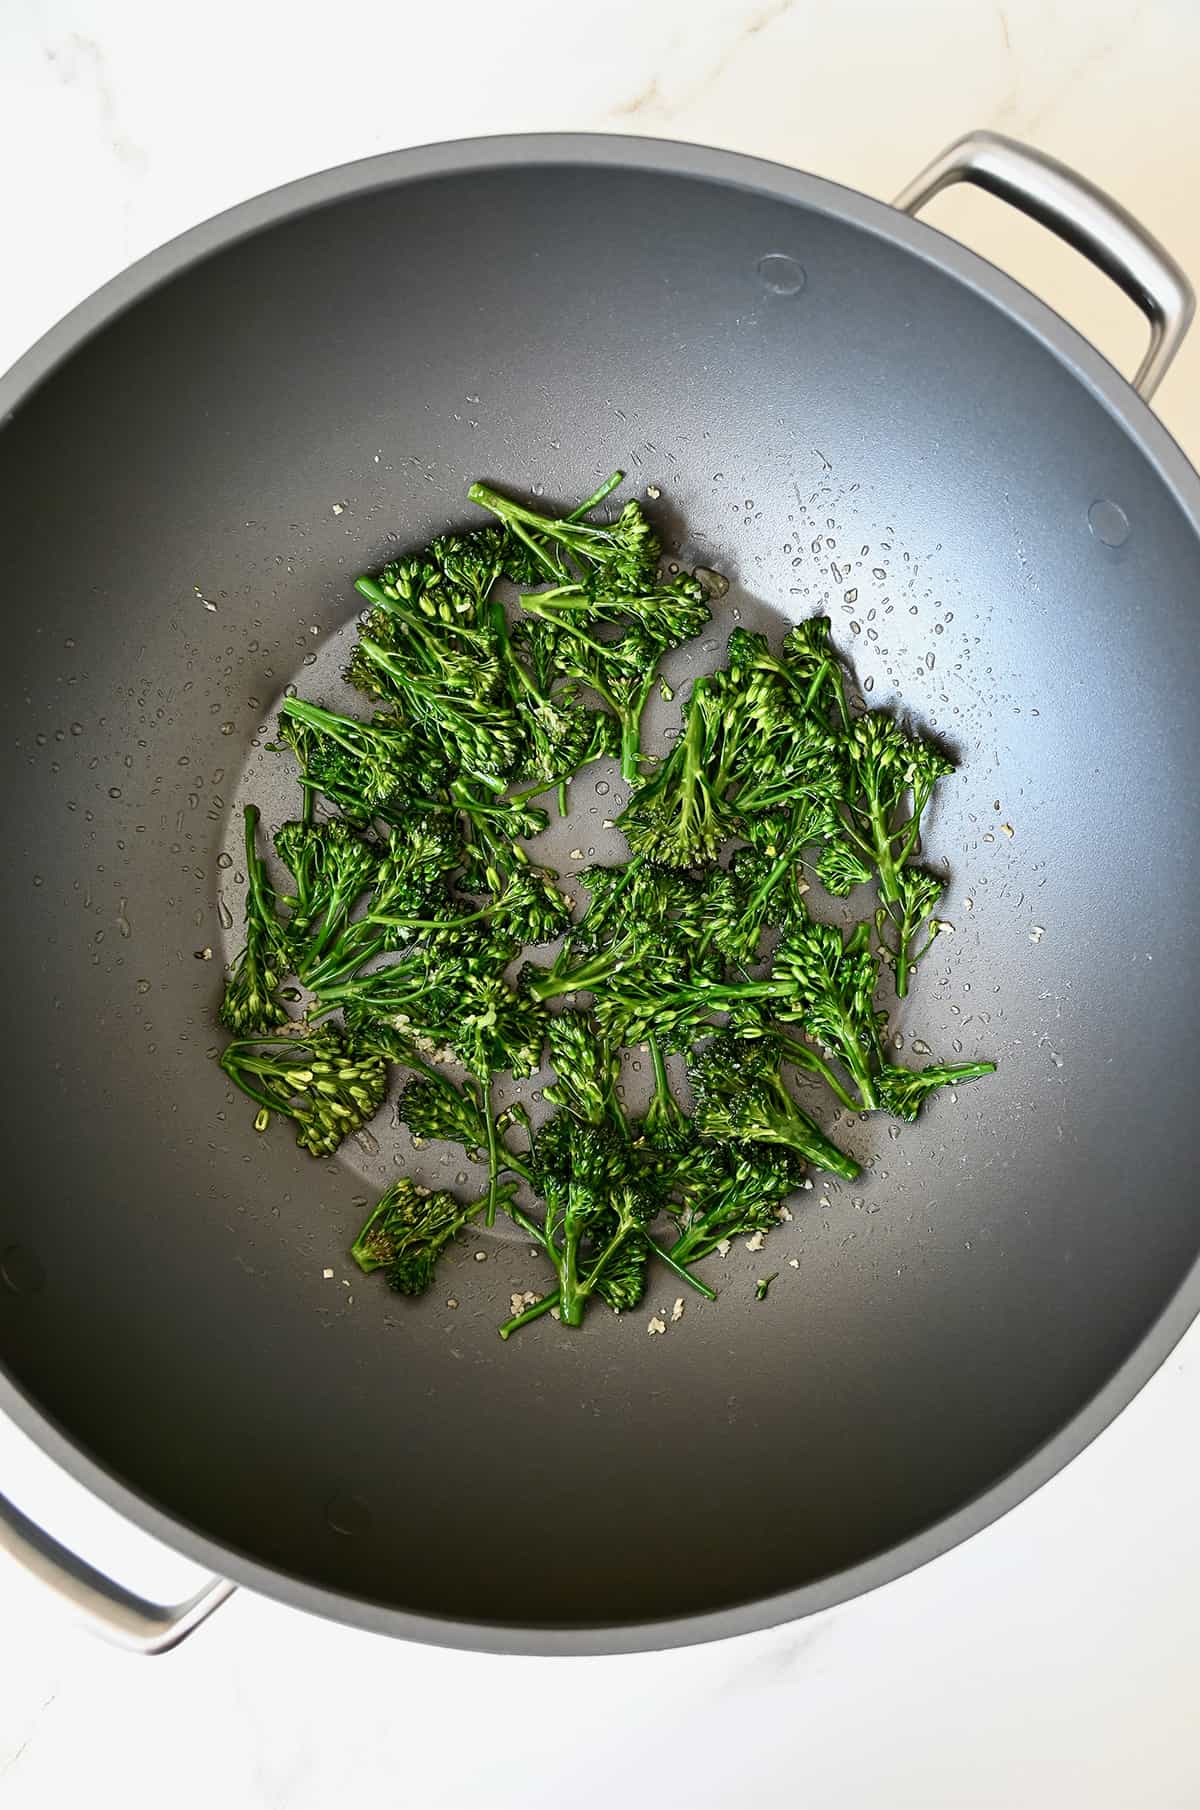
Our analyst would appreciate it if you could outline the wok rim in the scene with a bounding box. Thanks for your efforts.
[2,130,1198,1654]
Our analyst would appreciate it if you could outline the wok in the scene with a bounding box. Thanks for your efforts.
[1,130,1198,1656]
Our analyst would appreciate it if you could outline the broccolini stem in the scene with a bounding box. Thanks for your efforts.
[482,1079,501,1229]
[497,1230,718,1338]
[756,1083,861,1178]
[559,1222,585,1327]
[892,906,917,1000]
[498,1144,537,1186]
[618,696,647,786]
[490,1110,539,1188]
[565,471,625,520]
[468,480,609,550]
[772,1032,861,1114]
[242,805,275,929]
[526,947,624,1004]
[515,518,569,581]
[647,1031,672,1111]
[497,1291,561,1340]
[303,936,387,994]
[506,1201,549,1246]
[745,848,794,922]
[220,1038,310,1124]
[668,672,713,826]
[668,1224,729,1269]
[506,776,552,807]
[867,792,903,906]
[914,1060,996,1086]
[518,599,612,659]
[220,1063,301,1125]
[829,1014,878,1111]
[895,774,937,870]
[279,697,365,761]
[649,1238,718,1300]
[800,657,851,730]
[371,902,495,933]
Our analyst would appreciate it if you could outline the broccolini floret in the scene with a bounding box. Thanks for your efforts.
[689,1034,860,1180]
[218,806,292,1037]
[352,1177,515,1295]
[220,1025,388,1156]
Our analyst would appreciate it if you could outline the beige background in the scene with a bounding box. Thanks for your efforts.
[1,3,1197,1807]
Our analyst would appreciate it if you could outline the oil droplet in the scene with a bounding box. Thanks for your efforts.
[595,781,610,796]
[755,253,805,296]
[1088,498,1130,547]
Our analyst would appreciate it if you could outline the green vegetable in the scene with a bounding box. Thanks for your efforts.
[215,471,994,1341]
[836,714,953,996]
[667,1144,803,1268]
[772,906,995,1115]
[218,807,291,1036]
[542,1010,626,1130]
[352,1177,516,1296]
[219,1025,388,1156]
[689,1034,861,1179]
[467,477,708,781]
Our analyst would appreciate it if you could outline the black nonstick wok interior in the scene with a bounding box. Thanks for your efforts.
[2,139,1199,1645]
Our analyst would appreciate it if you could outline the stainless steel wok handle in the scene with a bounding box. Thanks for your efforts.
[0,1486,235,1654]
[894,129,1195,401]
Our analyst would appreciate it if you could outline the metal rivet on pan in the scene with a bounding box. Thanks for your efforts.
[0,1245,46,1296]
[756,253,806,296]
[1088,498,1130,547]
[325,1493,373,1538]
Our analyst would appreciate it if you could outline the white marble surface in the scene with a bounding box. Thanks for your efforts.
[2,1,1200,1804]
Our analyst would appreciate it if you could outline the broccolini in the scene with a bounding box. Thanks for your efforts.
[215,471,994,1338]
